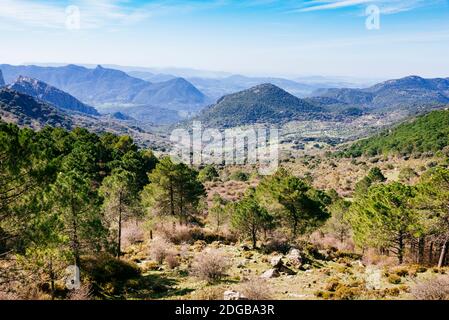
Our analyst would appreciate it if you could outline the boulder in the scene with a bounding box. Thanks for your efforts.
[224,290,248,300]
[287,248,303,267]
[271,256,284,268]
[301,264,312,271]
[269,256,296,275]
[237,260,246,268]
[260,268,280,279]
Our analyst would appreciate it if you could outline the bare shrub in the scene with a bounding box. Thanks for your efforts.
[149,237,172,264]
[309,231,354,252]
[191,249,231,283]
[121,221,145,248]
[179,243,190,260]
[68,283,93,300]
[362,248,396,267]
[165,252,180,269]
[156,223,201,244]
[261,237,291,254]
[411,276,449,300]
[238,278,273,300]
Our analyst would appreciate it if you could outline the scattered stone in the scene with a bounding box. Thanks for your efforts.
[271,256,284,268]
[269,256,296,275]
[301,264,311,271]
[237,260,246,268]
[288,293,308,298]
[287,248,303,267]
[260,268,280,279]
[224,290,248,300]
[352,260,365,268]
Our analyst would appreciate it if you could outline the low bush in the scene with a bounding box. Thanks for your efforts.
[238,278,273,300]
[334,285,362,300]
[394,267,409,277]
[387,274,402,285]
[157,223,203,245]
[189,286,225,300]
[191,249,231,283]
[229,171,250,182]
[67,283,93,300]
[411,276,449,300]
[165,253,180,270]
[121,221,145,248]
[81,254,140,296]
[149,237,172,264]
[261,238,291,254]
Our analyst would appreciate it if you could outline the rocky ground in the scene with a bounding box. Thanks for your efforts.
[121,240,448,300]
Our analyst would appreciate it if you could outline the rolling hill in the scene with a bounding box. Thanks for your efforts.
[7,76,100,116]
[132,77,208,109]
[187,75,317,101]
[192,83,325,128]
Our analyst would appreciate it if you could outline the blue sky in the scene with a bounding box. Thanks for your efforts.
[0,0,448,79]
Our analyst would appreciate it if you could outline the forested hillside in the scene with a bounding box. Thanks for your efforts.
[0,88,73,128]
[340,109,449,157]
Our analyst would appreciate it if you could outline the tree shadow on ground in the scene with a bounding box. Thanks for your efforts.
[125,272,194,300]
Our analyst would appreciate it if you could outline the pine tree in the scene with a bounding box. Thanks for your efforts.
[325,199,352,244]
[349,182,419,264]
[49,171,103,268]
[142,157,205,224]
[209,193,228,231]
[415,167,449,267]
[230,193,273,249]
[100,169,139,258]
[256,168,329,238]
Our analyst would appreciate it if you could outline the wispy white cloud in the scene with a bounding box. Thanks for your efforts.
[299,0,372,12]
[296,0,444,14]
[0,0,445,30]
[0,0,226,30]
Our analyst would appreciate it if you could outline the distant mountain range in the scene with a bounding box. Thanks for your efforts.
[3,65,449,155]
[313,76,449,113]
[128,71,366,101]
[0,64,209,112]
[190,75,449,129]
[0,70,4,87]
[2,63,449,133]
[187,75,316,101]
[7,76,99,116]
[192,83,325,128]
